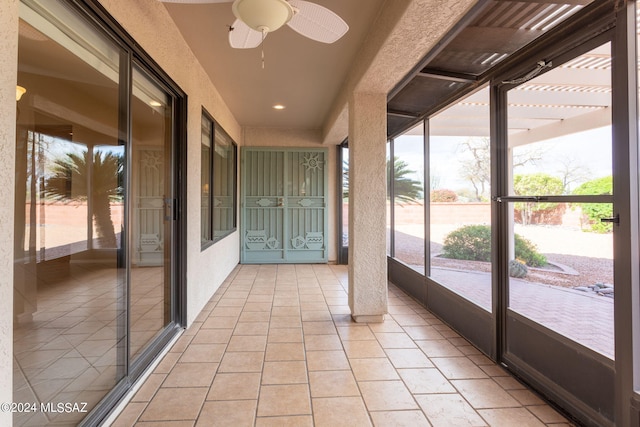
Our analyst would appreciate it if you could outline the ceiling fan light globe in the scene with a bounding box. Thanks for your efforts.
[232,0,293,33]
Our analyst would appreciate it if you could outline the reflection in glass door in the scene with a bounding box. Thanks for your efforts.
[13,1,182,424]
[14,2,125,425]
[500,40,615,423]
[129,65,173,361]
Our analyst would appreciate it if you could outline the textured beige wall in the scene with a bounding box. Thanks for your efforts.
[91,0,243,324]
[244,127,338,262]
[0,0,18,423]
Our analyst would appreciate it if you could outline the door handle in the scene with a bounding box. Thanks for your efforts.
[164,198,176,221]
[494,196,548,203]
[600,214,619,224]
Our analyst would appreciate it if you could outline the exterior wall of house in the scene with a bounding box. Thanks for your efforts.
[98,0,242,326]
[244,127,338,263]
[0,2,18,424]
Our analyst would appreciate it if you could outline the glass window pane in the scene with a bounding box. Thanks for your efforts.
[201,115,212,243]
[386,142,391,256]
[393,123,425,272]
[341,146,349,248]
[212,125,236,240]
[507,43,613,358]
[15,1,125,424]
[428,86,492,311]
[508,44,612,197]
[510,131,612,197]
[129,65,173,360]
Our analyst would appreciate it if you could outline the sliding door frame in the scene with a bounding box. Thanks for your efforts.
[610,2,639,425]
[57,1,188,425]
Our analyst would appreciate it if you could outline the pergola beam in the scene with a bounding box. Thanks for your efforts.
[508,106,610,147]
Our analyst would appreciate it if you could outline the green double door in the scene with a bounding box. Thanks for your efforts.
[241,148,328,263]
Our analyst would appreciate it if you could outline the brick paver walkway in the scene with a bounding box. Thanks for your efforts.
[431,268,614,358]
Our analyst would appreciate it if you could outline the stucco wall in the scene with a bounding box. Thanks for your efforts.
[0,0,18,423]
[244,127,338,263]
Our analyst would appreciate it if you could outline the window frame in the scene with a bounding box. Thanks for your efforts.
[201,108,238,249]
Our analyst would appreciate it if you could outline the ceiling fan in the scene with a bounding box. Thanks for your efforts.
[158,0,349,49]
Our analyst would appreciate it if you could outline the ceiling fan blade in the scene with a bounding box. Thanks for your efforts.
[287,0,348,44]
[157,0,232,3]
[229,19,265,49]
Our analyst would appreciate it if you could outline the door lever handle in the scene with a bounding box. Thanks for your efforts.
[600,214,619,224]
[164,198,176,221]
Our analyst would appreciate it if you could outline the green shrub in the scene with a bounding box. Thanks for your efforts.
[442,225,491,262]
[442,225,547,267]
[430,189,458,202]
[573,176,613,233]
[514,234,546,267]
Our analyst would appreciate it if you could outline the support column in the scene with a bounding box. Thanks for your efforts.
[348,92,387,323]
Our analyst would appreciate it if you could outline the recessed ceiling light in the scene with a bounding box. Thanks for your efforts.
[273,104,286,110]
[149,100,162,107]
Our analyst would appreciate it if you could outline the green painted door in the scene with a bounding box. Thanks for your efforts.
[241,148,328,263]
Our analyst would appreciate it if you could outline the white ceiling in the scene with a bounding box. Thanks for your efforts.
[162,0,385,130]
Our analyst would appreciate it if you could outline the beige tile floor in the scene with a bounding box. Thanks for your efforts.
[13,263,166,427]
[112,264,575,427]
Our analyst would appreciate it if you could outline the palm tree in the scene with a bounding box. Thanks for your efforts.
[46,149,123,248]
[388,156,423,204]
[342,156,423,204]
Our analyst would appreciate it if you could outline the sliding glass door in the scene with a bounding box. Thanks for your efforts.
[14,1,184,425]
[14,3,126,425]
[129,65,175,364]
